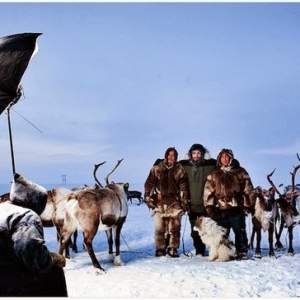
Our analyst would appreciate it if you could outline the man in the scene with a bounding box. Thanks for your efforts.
[0,173,68,296]
[203,148,255,260]
[179,143,217,256]
[144,147,189,258]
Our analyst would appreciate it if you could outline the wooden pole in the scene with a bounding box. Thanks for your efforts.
[7,107,16,176]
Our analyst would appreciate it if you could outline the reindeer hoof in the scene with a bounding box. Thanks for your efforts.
[107,254,114,263]
[71,245,78,253]
[269,252,276,258]
[254,253,262,259]
[95,268,106,275]
[275,242,284,250]
[114,255,124,266]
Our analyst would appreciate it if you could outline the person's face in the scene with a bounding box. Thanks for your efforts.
[220,152,231,167]
[192,150,201,162]
[167,150,176,165]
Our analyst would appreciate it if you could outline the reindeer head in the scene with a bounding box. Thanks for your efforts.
[252,186,275,213]
[268,154,300,219]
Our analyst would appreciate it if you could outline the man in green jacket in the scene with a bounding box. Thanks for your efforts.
[179,143,216,256]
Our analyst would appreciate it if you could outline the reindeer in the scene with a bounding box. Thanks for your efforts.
[42,187,78,257]
[127,190,144,204]
[248,185,277,258]
[267,154,300,255]
[58,159,129,274]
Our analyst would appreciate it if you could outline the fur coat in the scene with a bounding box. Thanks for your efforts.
[144,159,189,216]
[203,164,254,211]
[0,173,68,296]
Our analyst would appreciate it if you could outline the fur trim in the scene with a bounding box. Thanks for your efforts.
[10,173,47,215]
[151,207,184,218]
[184,148,211,160]
[217,149,234,166]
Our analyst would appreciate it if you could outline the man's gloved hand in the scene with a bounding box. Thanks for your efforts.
[243,206,251,216]
[205,205,215,219]
[180,202,189,212]
[145,196,156,209]
[50,252,66,268]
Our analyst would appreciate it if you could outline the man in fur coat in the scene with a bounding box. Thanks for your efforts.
[144,147,189,258]
[0,173,68,296]
[179,143,217,256]
[203,148,255,260]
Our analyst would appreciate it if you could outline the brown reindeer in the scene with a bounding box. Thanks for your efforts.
[248,185,277,258]
[58,159,129,274]
[267,154,300,255]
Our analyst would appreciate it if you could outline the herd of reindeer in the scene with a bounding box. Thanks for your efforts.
[0,155,300,274]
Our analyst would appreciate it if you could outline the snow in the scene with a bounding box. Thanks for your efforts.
[43,200,300,298]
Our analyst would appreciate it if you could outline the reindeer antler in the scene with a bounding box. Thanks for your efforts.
[93,161,106,188]
[104,158,124,185]
[267,168,282,197]
[290,153,300,197]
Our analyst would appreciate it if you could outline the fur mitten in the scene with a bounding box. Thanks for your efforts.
[50,252,66,268]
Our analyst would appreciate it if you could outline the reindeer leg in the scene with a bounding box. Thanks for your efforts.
[248,225,255,250]
[71,230,78,253]
[254,226,262,258]
[275,219,284,250]
[287,226,294,255]
[105,228,114,263]
[58,231,73,259]
[268,225,276,258]
[113,222,125,266]
[83,234,105,272]
[59,224,73,259]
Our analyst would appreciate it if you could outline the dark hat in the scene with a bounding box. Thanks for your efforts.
[164,147,178,161]
[10,173,47,215]
[189,143,205,156]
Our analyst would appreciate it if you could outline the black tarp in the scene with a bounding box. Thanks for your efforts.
[0,32,42,115]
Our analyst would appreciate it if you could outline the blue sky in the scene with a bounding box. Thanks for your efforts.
[0,2,300,191]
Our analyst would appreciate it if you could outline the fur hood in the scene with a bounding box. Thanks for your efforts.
[217,148,234,167]
[10,173,47,216]
[184,143,211,160]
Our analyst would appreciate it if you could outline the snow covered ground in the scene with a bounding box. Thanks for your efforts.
[43,200,300,298]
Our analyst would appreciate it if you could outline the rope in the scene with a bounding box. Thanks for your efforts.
[120,232,153,257]
[120,214,192,258]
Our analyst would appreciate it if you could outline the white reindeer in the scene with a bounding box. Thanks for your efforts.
[41,186,78,257]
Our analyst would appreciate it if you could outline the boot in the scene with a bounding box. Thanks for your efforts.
[155,249,166,257]
[167,247,179,258]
